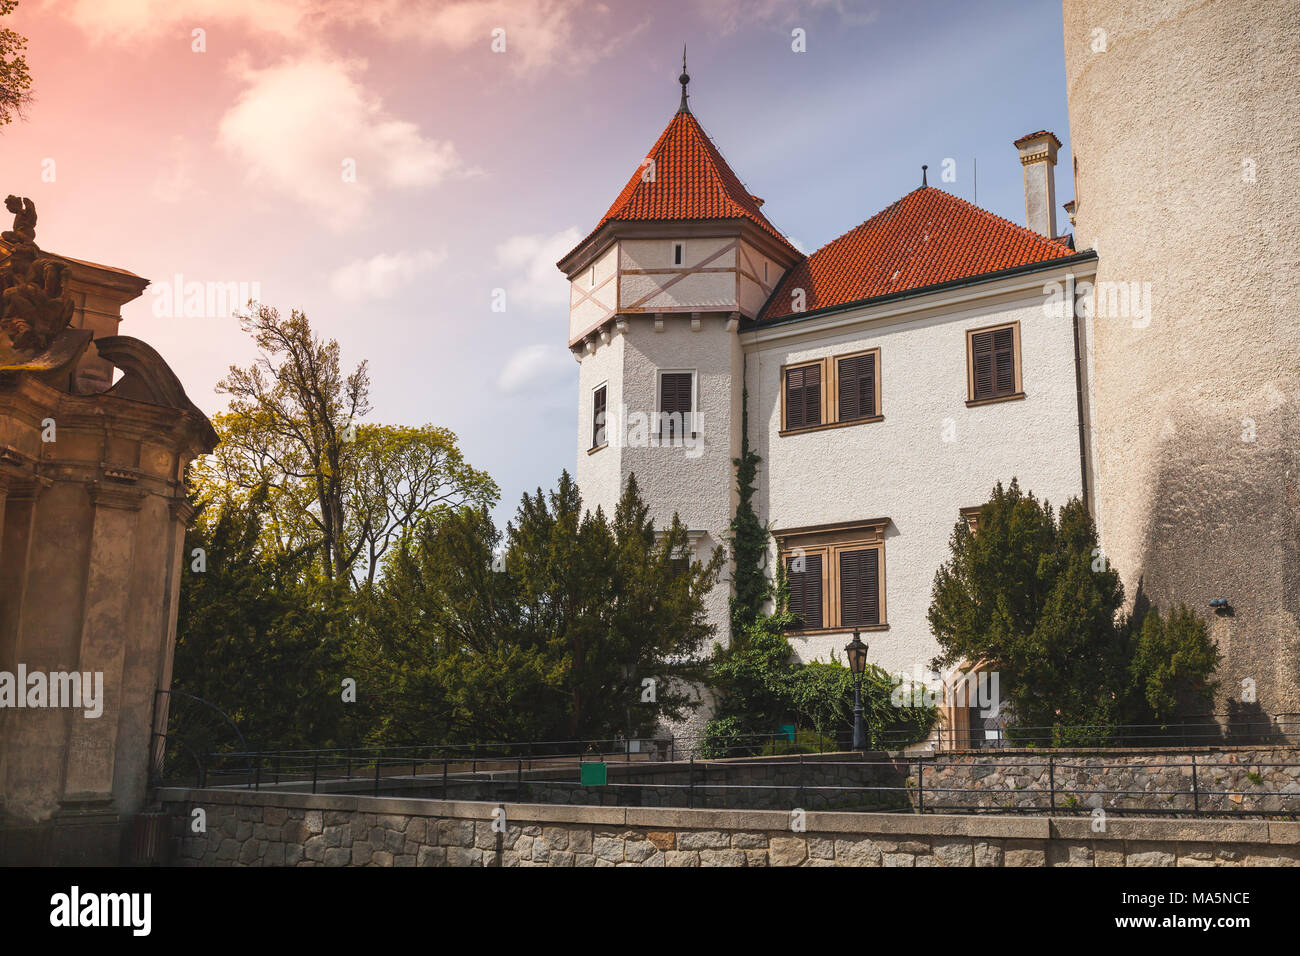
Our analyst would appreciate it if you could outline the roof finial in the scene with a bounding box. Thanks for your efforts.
[678,44,690,113]
[921,164,928,187]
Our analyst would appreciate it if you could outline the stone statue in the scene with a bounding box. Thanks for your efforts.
[1,195,36,245]
[0,195,77,354]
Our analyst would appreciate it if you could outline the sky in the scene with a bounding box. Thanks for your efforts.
[0,0,1076,528]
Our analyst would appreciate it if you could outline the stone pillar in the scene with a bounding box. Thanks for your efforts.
[0,333,216,864]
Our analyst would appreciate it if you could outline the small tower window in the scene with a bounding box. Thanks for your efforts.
[673,242,685,266]
[764,260,769,283]
[589,265,595,288]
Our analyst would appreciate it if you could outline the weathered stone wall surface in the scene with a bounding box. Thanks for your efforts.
[919,748,1300,813]
[1063,0,1300,714]
[157,786,1300,867]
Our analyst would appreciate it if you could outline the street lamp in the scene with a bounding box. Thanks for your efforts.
[845,629,869,752]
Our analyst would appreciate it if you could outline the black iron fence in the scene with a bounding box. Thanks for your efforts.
[162,730,1300,819]
[915,713,1300,751]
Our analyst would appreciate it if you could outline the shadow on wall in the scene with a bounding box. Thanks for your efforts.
[1134,401,1300,717]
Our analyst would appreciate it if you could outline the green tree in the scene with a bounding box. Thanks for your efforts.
[170,485,359,758]
[350,471,725,746]
[928,479,1218,743]
[211,304,496,583]
[1128,604,1220,721]
[0,2,33,129]
[727,386,768,637]
[703,560,935,757]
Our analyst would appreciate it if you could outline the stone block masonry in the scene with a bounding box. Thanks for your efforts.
[157,787,1300,867]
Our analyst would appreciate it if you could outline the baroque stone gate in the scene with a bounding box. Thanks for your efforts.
[0,196,217,864]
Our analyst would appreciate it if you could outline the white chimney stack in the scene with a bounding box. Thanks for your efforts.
[1014,131,1061,238]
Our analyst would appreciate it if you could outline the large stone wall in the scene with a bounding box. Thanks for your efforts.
[157,786,1300,867]
[1063,0,1300,714]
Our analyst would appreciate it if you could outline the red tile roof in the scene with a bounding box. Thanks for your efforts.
[1014,130,1062,148]
[562,109,799,264]
[758,187,1075,323]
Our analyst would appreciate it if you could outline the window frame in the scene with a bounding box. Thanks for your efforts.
[776,519,889,634]
[838,545,883,628]
[589,382,608,452]
[834,347,882,424]
[784,549,827,630]
[672,241,685,266]
[965,321,1024,406]
[657,368,697,439]
[780,359,825,432]
[779,348,883,436]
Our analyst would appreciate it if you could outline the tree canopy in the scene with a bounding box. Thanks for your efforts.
[208,304,496,584]
[928,480,1219,744]
[0,2,33,129]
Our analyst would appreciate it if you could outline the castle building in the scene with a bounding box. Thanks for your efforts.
[560,0,1299,740]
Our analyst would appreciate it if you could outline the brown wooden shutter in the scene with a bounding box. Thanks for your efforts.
[592,385,606,448]
[971,331,994,400]
[993,327,1015,396]
[786,552,823,629]
[840,548,880,627]
[660,372,693,437]
[785,364,821,429]
[972,328,1015,400]
[837,353,876,421]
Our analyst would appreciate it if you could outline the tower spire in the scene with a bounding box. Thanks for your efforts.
[678,44,690,113]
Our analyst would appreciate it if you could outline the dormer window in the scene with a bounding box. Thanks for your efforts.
[673,242,685,266]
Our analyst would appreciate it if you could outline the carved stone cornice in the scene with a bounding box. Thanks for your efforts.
[85,480,145,512]
[169,497,196,524]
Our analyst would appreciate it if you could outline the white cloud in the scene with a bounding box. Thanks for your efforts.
[56,0,623,73]
[495,227,582,310]
[699,0,880,33]
[328,248,447,300]
[217,55,469,229]
[356,0,608,74]
[56,0,314,41]
[496,343,574,394]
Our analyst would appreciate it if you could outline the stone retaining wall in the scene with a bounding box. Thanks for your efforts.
[157,786,1300,867]
[920,748,1300,813]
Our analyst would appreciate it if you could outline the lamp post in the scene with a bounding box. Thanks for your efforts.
[845,629,869,752]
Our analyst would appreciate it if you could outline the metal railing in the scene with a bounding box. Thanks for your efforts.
[919,714,1300,751]
[163,732,1300,819]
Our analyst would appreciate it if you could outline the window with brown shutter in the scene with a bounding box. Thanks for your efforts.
[967,322,1021,404]
[780,350,880,435]
[659,371,694,438]
[786,552,823,629]
[839,548,880,627]
[591,385,607,449]
[837,352,877,422]
[777,519,888,632]
[784,363,821,430]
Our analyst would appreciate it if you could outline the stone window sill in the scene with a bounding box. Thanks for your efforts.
[965,392,1025,408]
[779,415,884,438]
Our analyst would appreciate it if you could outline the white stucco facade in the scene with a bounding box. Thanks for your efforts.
[745,262,1097,676]
[573,250,1098,688]
[560,96,1102,742]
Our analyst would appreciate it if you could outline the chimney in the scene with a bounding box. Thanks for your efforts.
[1014,131,1061,237]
